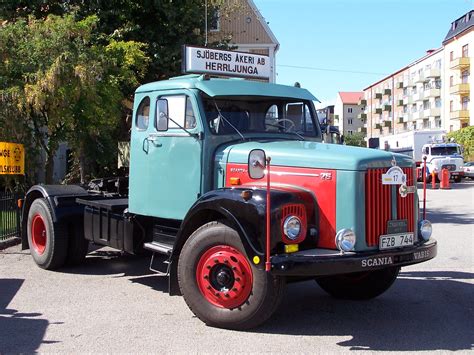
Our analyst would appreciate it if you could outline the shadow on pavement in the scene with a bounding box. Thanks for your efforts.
[0,279,54,353]
[255,271,474,351]
[62,248,169,292]
[426,208,474,225]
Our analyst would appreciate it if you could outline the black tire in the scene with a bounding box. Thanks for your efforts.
[27,198,68,270]
[178,221,285,330]
[316,267,400,300]
[453,176,461,183]
[66,221,88,266]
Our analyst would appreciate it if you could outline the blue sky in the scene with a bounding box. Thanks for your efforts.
[253,0,473,106]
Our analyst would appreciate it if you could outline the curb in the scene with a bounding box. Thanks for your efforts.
[0,237,21,250]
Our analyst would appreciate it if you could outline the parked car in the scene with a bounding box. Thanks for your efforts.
[463,162,474,179]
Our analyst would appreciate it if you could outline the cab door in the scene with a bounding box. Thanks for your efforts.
[129,90,202,220]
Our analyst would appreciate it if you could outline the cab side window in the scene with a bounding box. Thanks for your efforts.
[156,95,197,131]
[136,96,150,130]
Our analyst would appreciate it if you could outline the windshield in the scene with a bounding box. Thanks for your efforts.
[202,95,321,139]
[431,146,459,156]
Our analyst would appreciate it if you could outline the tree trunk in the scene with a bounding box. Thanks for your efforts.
[45,152,55,184]
[79,143,87,185]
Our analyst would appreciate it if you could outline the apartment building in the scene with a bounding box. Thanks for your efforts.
[443,11,473,131]
[208,0,279,82]
[316,105,335,126]
[334,92,364,135]
[363,10,472,142]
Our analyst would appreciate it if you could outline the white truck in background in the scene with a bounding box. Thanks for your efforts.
[379,130,464,182]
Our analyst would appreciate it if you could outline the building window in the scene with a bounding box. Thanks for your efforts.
[348,107,353,113]
[462,96,469,110]
[435,97,442,108]
[435,78,441,89]
[450,76,454,87]
[462,44,469,58]
[462,70,470,84]
[450,100,454,112]
[348,130,353,135]
[348,118,353,125]
[423,100,430,110]
[210,10,220,32]
[450,51,454,61]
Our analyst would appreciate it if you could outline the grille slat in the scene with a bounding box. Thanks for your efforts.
[366,167,416,247]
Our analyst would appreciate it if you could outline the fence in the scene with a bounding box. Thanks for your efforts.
[0,192,21,241]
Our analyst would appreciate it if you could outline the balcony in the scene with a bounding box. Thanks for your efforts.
[412,111,424,120]
[424,88,441,98]
[375,123,382,129]
[358,127,367,133]
[358,99,367,105]
[404,96,413,105]
[383,120,391,127]
[424,107,441,118]
[425,68,441,78]
[415,73,426,83]
[450,110,470,120]
[413,92,424,101]
[396,82,404,89]
[450,83,470,95]
[375,108,382,114]
[357,113,367,120]
[404,79,415,87]
[450,57,470,70]
[383,88,391,95]
[403,113,411,122]
[397,116,404,124]
[374,93,382,100]
[383,104,392,111]
[396,99,404,106]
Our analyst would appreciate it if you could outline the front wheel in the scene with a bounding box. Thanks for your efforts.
[316,267,400,300]
[178,221,285,330]
[453,175,462,183]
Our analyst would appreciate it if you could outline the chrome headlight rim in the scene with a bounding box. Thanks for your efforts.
[419,220,432,241]
[283,215,302,240]
[335,228,356,252]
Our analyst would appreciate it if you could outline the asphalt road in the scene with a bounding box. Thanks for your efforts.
[1,180,473,353]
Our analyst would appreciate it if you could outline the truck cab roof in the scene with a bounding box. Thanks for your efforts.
[135,74,318,102]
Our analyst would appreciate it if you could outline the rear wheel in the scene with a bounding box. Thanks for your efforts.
[453,175,462,183]
[178,221,285,330]
[27,198,68,270]
[316,267,400,300]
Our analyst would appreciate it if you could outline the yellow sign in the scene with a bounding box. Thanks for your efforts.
[0,142,25,175]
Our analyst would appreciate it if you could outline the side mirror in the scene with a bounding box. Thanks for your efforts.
[248,149,266,179]
[157,99,169,131]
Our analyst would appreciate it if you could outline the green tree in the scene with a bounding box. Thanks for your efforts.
[0,14,149,183]
[344,132,366,147]
[0,0,229,83]
[447,126,474,161]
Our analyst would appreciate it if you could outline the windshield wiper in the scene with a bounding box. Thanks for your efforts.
[213,100,246,141]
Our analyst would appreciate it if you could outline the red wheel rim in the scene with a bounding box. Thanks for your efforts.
[31,214,47,255]
[196,245,253,309]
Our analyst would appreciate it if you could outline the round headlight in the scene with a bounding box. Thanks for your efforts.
[335,228,356,252]
[283,216,301,240]
[419,220,432,241]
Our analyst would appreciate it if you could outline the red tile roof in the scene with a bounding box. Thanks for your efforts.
[339,92,363,104]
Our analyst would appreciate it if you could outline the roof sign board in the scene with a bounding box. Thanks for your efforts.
[0,142,24,175]
[182,45,271,80]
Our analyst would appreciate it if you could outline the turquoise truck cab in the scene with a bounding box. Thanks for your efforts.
[20,50,437,330]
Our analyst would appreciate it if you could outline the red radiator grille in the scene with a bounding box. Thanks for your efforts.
[365,167,416,247]
[365,169,392,247]
[397,167,415,234]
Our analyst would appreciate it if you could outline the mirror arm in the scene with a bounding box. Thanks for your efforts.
[167,116,200,139]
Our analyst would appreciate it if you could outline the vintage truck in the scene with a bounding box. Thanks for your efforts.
[20,71,437,330]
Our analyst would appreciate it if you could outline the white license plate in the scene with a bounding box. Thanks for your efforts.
[379,233,414,250]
